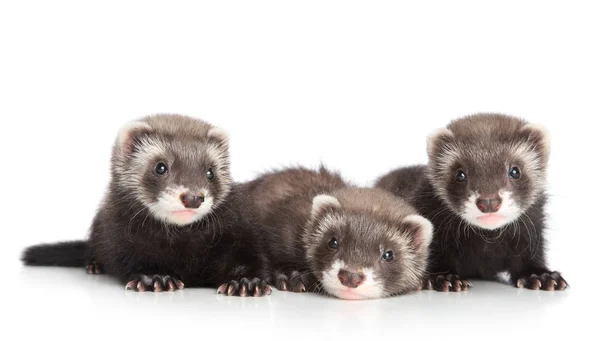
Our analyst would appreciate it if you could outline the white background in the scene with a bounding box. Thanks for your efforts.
[1,1,598,339]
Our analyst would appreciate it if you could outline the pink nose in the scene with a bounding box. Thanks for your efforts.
[180,194,204,209]
[476,194,502,213]
[338,269,365,288]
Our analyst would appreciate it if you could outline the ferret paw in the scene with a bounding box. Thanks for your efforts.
[424,274,472,292]
[125,274,184,292]
[86,262,104,275]
[217,278,272,297]
[516,272,568,291]
[274,271,307,293]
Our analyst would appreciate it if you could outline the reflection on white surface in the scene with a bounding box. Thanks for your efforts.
[10,267,582,340]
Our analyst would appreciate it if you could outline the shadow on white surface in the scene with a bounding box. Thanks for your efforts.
[11,267,580,339]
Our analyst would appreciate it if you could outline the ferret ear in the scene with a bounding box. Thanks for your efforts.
[401,214,433,254]
[426,128,454,160]
[117,121,153,154]
[311,194,341,220]
[520,123,551,159]
[207,127,229,148]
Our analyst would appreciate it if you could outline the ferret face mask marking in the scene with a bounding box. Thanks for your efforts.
[113,121,231,226]
[427,120,550,230]
[305,195,433,300]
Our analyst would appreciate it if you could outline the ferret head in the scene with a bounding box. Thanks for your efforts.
[111,114,232,226]
[303,191,433,300]
[427,113,550,230]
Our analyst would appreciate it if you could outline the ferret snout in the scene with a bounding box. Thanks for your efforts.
[476,194,502,213]
[338,269,365,288]
[180,193,205,209]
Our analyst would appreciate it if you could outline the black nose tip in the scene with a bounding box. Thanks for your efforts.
[180,194,205,209]
[337,269,365,288]
[476,195,502,213]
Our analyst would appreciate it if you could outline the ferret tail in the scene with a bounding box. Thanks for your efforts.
[21,240,87,267]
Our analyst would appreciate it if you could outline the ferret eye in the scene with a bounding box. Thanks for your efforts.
[382,250,394,261]
[455,169,467,183]
[206,168,215,180]
[155,162,168,175]
[509,166,521,179]
[327,237,339,250]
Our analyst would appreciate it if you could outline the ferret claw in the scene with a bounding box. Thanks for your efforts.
[86,262,104,275]
[274,271,307,293]
[216,283,228,294]
[217,278,271,297]
[126,280,137,290]
[125,274,184,292]
[516,271,567,291]
[426,274,471,292]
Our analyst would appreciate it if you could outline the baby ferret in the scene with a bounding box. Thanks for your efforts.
[23,114,271,296]
[243,167,433,300]
[376,113,567,291]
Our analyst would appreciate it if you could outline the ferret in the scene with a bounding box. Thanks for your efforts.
[376,113,567,291]
[242,167,433,300]
[22,114,271,296]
